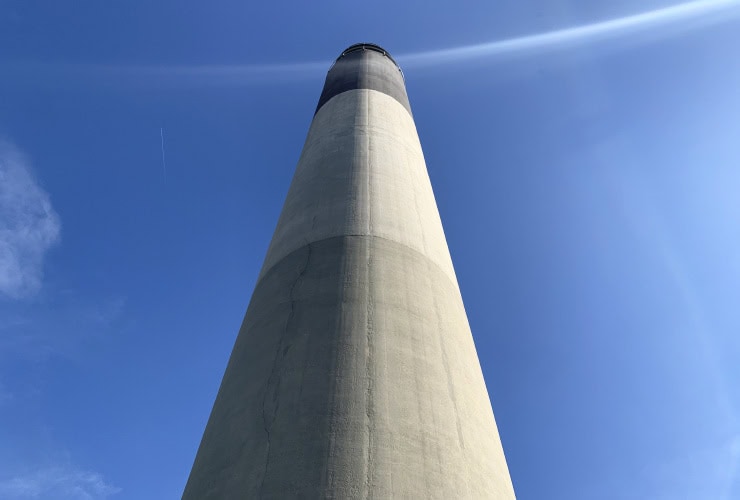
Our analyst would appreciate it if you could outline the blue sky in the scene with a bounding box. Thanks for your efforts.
[2,1,740,498]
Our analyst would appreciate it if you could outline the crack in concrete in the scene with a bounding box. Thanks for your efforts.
[259,242,312,498]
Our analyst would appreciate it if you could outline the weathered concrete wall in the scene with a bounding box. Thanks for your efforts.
[183,47,515,499]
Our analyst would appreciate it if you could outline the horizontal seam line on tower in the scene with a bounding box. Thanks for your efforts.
[316,88,413,118]
[255,233,458,292]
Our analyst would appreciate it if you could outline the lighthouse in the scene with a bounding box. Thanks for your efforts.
[183,43,515,499]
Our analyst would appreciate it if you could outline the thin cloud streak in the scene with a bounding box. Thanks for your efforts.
[396,0,740,68]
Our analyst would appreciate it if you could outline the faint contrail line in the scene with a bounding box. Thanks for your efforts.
[160,127,167,184]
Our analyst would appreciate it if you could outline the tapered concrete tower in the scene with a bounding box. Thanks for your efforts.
[183,43,515,499]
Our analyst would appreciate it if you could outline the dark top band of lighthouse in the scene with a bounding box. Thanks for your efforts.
[315,42,411,115]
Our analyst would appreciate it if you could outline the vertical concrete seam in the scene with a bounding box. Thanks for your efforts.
[359,85,375,498]
[364,237,376,500]
[259,242,312,498]
[362,86,376,500]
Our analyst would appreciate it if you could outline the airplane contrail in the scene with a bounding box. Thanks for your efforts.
[153,0,740,79]
[160,127,167,184]
[5,0,739,85]
[395,0,740,68]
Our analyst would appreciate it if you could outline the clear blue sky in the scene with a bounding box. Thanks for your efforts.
[2,1,740,498]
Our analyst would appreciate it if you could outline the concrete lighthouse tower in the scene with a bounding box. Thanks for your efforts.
[183,43,516,499]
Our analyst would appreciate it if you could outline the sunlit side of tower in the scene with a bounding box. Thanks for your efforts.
[183,43,515,499]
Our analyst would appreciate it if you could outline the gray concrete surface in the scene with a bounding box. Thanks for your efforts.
[183,62,515,499]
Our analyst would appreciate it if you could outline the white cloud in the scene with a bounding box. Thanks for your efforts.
[0,465,120,500]
[0,141,60,299]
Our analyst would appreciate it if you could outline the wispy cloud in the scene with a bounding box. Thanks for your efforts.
[0,464,120,500]
[0,141,60,299]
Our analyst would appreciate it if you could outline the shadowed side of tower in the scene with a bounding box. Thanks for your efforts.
[183,43,516,499]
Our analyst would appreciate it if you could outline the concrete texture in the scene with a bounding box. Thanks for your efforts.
[183,46,515,499]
